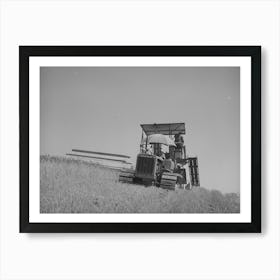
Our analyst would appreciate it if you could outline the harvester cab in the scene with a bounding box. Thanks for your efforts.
[119,123,200,190]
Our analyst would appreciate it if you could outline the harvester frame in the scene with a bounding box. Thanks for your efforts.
[119,122,200,190]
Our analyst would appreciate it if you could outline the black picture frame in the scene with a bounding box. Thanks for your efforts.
[20,46,261,233]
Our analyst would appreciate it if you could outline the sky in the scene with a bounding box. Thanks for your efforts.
[40,67,240,193]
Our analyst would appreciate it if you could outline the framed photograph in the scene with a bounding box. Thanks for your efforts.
[20,46,261,233]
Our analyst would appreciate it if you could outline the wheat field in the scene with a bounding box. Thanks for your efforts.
[40,155,240,213]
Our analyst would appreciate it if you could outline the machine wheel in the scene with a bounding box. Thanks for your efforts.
[119,169,135,184]
[159,172,178,190]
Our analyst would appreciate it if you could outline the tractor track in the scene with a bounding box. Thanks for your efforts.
[158,188,169,201]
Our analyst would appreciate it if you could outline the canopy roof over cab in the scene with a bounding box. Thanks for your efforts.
[140,123,186,136]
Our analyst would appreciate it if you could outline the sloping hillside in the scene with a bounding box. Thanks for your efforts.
[40,155,240,213]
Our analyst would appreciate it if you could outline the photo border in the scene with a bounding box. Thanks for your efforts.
[19,46,261,233]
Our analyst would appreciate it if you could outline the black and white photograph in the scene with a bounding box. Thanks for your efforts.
[3,1,280,279]
[40,66,240,214]
[19,46,261,233]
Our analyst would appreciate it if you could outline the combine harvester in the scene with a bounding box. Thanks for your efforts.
[66,149,132,170]
[119,122,200,190]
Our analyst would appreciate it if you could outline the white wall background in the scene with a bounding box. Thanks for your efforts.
[0,0,279,279]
